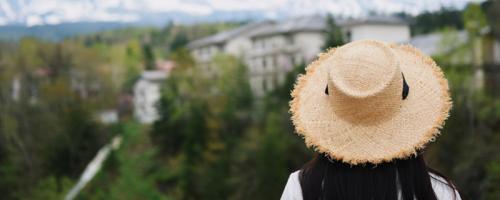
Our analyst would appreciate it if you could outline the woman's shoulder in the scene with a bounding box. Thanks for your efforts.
[290,170,301,180]
[280,170,303,200]
[429,172,462,200]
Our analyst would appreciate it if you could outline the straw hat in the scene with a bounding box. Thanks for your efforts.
[290,40,452,165]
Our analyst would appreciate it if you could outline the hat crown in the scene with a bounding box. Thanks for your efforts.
[329,40,399,98]
[326,40,403,124]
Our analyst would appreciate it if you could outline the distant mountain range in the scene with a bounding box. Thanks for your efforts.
[0,0,479,41]
[0,10,267,41]
[0,22,133,41]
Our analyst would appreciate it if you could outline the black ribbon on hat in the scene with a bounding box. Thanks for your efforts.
[401,73,409,100]
[325,73,410,100]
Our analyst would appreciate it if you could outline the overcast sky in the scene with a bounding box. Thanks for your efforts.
[0,0,485,26]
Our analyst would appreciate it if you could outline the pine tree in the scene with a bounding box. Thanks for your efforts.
[322,14,344,50]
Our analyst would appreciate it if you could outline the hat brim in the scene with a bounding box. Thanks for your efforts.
[290,43,452,165]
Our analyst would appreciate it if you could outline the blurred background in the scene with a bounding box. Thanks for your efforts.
[0,0,499,199]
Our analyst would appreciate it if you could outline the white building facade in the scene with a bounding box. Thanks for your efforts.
[245,16,327,96]
[187,21,272,75]
[340,16,410,43]
[133,71,168,124]
[188,15,410,96]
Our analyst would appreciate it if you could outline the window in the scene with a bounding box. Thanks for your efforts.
[273,56,277,69]
[286,35,294,45]
[267,56,274,71]
[262,58,267,70]
[255,40,263,50]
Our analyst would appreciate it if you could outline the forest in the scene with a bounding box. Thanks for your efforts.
[0,1,499,200]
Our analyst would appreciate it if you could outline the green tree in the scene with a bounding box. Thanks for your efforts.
[483,0,500,38]
[463,3,488,37]
[170,33,189,52]
[79,122,168,200]
[150,60,208,199]
[151,54,255,199]
[411,8,464,35]
[168,48,195,71]
[0,38,115,199]
[322,14,344,50]
[142,43,155,70]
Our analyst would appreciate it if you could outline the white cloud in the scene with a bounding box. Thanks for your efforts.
[116,0,213,15]
[45,14,60,25]
[0,17,8,25]
[0,0,484,25]
[209,0,287,11]
[0,0,15,19]
[26,14,43,26]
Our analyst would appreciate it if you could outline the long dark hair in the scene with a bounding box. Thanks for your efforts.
[299,153,461,200]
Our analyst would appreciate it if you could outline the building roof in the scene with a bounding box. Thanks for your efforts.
[141,70,168,81]
[187,15,408,47]
[248,15,326,38]
[338,15,408,27]
[187,21,273,49]
[409,31,467,56]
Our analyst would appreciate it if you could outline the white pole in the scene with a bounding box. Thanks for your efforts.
[64,136,122,200]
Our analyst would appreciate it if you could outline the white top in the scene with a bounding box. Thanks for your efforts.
[281,171,461,200]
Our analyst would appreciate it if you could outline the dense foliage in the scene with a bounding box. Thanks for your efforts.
[322,14,344,50]
[0,38,115,199]
[410,8,464,35]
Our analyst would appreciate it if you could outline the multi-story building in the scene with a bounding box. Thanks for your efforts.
[340,16,410,43]
[245,16,326,96]
[187,21,272,75]
[188,15,410,96]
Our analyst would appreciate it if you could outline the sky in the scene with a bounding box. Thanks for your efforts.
[0,0,485,26]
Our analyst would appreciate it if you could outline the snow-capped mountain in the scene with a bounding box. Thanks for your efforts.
[0,0,480,27]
